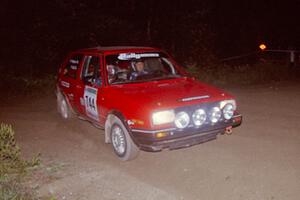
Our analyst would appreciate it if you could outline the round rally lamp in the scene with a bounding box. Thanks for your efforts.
[192,109,206,126]
[209,107,221,123]
[223,103,234,120]
[174,111,190,129]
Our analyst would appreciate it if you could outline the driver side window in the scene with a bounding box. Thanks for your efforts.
[82,55,102,86]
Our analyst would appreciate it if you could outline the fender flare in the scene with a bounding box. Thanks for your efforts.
[104,110,139,147]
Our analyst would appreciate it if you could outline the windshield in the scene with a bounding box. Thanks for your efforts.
[105,52,180,84]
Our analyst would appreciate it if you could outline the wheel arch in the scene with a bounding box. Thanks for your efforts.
[104,110,138,146]
[56,86,76,115]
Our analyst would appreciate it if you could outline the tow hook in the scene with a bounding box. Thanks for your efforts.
[225,126,233,135]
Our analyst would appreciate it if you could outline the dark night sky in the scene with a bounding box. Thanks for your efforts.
[211,0,300,55]
[1,0,299,71]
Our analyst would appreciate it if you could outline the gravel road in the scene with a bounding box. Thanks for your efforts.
[1,81,299,200]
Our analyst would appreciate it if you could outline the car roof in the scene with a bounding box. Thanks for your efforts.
[76,46,161,54]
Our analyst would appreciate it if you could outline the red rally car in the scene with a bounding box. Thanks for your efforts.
[56,46,242,161]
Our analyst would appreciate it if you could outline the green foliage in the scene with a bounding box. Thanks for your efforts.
[0,72,56,98]
[0,123,40,200]
[0,124,20,171]
[0,176,38,200]
[0,123,40,176]
[187,61,300,86]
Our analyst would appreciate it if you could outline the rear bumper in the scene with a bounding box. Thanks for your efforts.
[131,114,242,152]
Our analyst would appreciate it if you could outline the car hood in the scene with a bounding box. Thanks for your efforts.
[109,77,233,111]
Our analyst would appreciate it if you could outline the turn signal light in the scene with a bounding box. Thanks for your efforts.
[156,132,168,138]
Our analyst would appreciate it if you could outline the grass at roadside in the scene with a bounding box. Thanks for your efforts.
[0,123,50,200]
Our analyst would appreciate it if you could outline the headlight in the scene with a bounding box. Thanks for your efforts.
[223,103,234,120]
[174,111,190,129]
[152,110,175,125]
[209,107,221,123]
[192,109,206,126]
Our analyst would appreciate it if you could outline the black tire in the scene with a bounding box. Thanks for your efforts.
[110,117,139,161]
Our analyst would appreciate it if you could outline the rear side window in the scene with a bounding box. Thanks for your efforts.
[63,54,83,79]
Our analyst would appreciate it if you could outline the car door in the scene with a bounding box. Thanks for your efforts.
[58,53,84,109]
[73,54,104,123]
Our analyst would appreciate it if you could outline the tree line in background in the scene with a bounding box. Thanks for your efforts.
[1,0,299,76]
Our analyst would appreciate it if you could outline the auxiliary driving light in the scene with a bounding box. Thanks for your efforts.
[223,103,234,120]
[174,111,190,129]
[192,109,206,126]
[209,107,221,123]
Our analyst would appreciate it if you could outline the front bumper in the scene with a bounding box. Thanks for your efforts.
[131,114,242,152]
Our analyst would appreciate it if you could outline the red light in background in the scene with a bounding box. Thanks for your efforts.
[259,44,267,50]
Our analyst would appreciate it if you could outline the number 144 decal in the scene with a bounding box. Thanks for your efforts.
[84,86,99,121]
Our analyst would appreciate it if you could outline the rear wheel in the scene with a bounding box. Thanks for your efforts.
[57,92,74,119]
[110,117,139,161]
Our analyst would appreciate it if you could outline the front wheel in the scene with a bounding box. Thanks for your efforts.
[110,117,139,161]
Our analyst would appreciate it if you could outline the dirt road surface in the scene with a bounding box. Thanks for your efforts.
[1,82,300,200]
